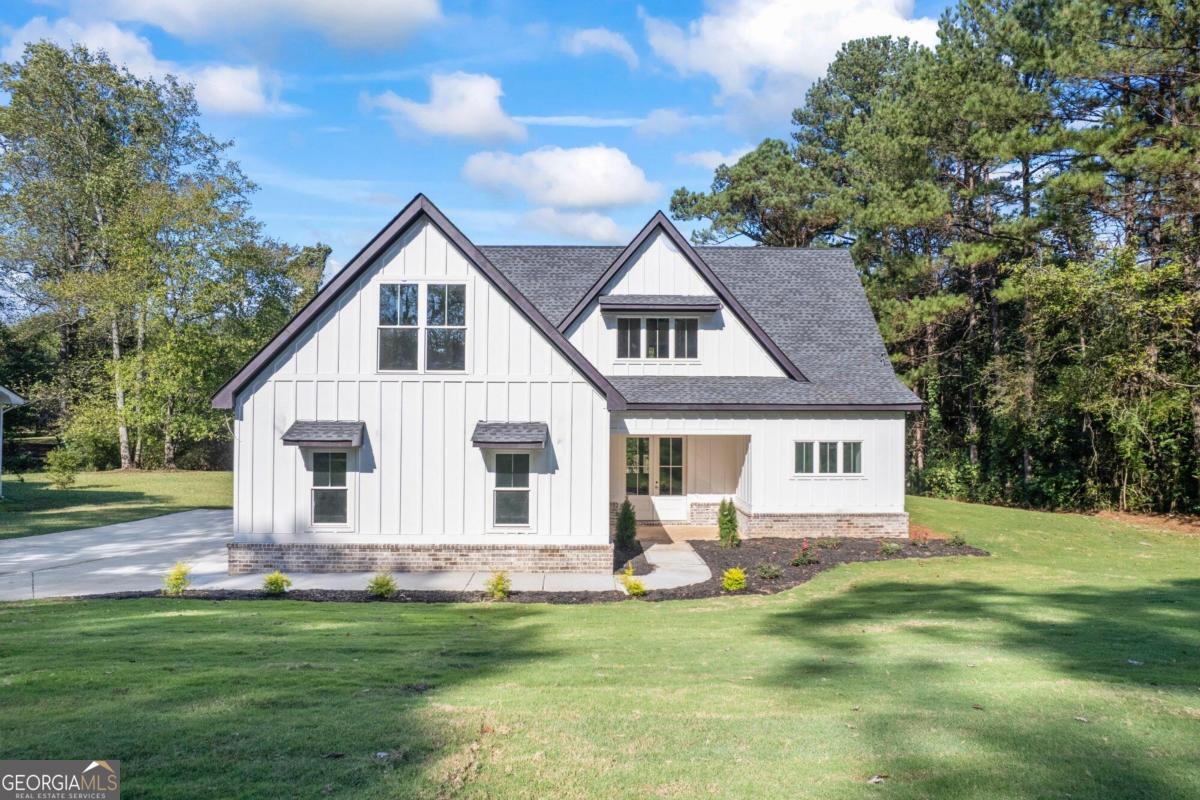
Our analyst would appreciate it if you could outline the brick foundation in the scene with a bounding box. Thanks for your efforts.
[228,541,614,575]
[741,512,908,539]
[688,502,720,525]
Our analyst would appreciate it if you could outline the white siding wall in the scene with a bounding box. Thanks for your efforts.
[565,231,784,376]
[233,219,610,544]
[611,412,906,514]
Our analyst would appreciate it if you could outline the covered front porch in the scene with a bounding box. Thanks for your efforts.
[609,432,751,526]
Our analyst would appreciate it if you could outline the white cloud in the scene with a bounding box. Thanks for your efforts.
[562,27,638,69]
[462,145,660,209]
[642,0,938,115]
[85,0,441,48]
[513,114,642,128]
[3,17,299,115]
[365,72,525,142]
[522,208,627,243]
[677,146,754,170]
[635,108,714,137]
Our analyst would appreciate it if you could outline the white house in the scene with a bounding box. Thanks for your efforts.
[213,195,920,574]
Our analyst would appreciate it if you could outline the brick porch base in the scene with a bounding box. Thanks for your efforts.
[741,512,908,538]
[228,541,614,575]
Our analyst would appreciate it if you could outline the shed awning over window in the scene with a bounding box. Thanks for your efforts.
[281,420,364,448]
[471,421,549,450]
[598,294,721,313]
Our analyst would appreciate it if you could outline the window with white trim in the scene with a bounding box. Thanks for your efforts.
[494,453,530,525]
[426,283,467,371]
[794,441,814,474]
[617,318,641,359]
[674,318,698,359]
[616,317,699,361]
[378,283,467,372]
[794,440,864,476]
[378,283,418,370]
[818,442,839,474]
[842,441,862,474]
[312,451,348,524]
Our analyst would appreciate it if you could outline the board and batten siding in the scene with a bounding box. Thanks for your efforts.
[565,231,784,377]
[611,412,906,514]
[233,218,610,544]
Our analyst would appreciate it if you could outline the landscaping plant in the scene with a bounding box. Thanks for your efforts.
[717,498,740,548]
[879,541,903,556]
[262,571,292,595]
[816,537,842,550]
[162,562,191,597]
[485,571,512,601]
[949,534,967,547]
[44,447,82,490]
[366,572,398,599]
[721,567,747,592]
[616,499,637,549]
[619,564,646,597]
[791,539,818,566]
[756,563,782,580]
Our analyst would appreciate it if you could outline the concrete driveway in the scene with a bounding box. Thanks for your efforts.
[0,509,233,601]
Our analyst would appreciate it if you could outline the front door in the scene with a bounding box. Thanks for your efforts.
[624,436,686,522]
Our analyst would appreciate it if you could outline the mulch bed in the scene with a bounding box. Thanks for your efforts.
[613,539,653,575]
[645,536,988,601]
[63,536,986,605]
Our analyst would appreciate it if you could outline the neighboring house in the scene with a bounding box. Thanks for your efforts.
[0,385,26,499]
[213,195,920,574]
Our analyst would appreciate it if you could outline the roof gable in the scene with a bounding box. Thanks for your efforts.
[211,195,625,410]
[555,212,806,382]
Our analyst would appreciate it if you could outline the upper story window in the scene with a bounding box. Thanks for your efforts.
[617,318,641,359]
[378,283,467,372]
[616,317,699,361]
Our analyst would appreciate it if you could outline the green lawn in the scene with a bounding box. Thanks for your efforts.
[2,497,1198,799]
[0,470,231,539]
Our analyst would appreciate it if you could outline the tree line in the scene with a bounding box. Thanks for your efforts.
[0,43,326,470]
[672,0,1200,512]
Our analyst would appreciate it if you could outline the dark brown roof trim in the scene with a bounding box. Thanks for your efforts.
[212,195,627,411]
[598,295,721,313]
[621,402,923,412]
[556,212,807,382]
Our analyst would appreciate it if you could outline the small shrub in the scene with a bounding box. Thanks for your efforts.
[162,561,191,597]
[619,563,646,597]
[485,570,511,601]
[262,571,292,595]
[948,534,967,547]
[756,563,782,580]
[44,447,83,490]
[816,537,842,550]
[616,499,637,549]
[722,567,747,592]
[879,541,903,556]
[717,498,740,548]
[366,572,397,599]
[791,538,819,566]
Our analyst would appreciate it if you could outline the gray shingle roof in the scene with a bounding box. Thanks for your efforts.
[281,420,364,447]
[597,294,721,311]
[471,421,549,449]
[480,245,919,408]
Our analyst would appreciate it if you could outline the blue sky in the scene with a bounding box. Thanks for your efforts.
[1,0,953,269]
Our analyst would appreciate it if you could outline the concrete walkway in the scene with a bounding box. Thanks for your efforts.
[0,510,621,600]
[636,539,712,590]
[0,511,717,600]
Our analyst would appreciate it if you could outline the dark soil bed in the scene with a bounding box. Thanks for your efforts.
[647,536,989,601]
[613,539,653,575]
[71,537,985,605]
